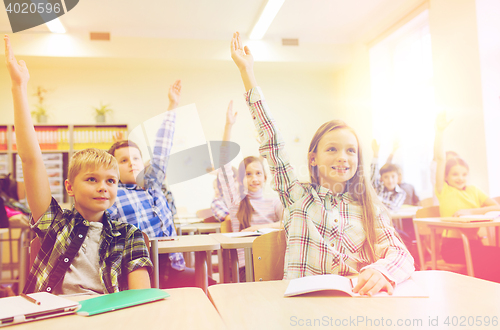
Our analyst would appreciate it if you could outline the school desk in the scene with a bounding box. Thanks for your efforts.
[413,217,500,277]
[208,270,500,330]
[390,206,419,230]
[150,235,220,293]
[209,233,256,283]
[9,288,225,330]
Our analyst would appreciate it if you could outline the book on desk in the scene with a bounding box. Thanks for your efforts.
[284,274,428,298]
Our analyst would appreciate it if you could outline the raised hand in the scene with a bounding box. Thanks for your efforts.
[435,111,452,132]
[371,139,380,157]
[168,79,182,109]
[4,35,30,86]
[391,139,400,154]
[230,32,253,72]
[225,100,237,126]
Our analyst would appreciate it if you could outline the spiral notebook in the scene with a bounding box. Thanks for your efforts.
[0,292,80,327]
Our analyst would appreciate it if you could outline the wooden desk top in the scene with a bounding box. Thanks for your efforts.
[414,217,500,228]
[182,222,221,233]
[210,233,257,249]
[208,271,500,329]
[11,288,225,330]
[390,206,420,219]
[154,234,220,253]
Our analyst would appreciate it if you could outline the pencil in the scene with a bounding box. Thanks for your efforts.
[20,293,41,305]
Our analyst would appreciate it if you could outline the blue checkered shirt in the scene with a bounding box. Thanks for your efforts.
[108,111,185,270]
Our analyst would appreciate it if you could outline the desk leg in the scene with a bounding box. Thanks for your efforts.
[460,233,474,277]
[18,229,27,293]
[413,222,425,271]
[206,250,213,277]
[150,240,159,289]
[230,249,239,283]
[244,247,254,282]
[430,227,437,270]
[221,249,230,283]
[194,251,208,294]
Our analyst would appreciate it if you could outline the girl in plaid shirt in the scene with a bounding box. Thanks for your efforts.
[230,32,414,296]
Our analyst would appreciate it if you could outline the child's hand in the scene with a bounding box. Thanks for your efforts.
[231,32,253,72]
[4,35,30,86]
[435,111,452,132]
[225,100,237,126]
[391,139,400,154]
[453,209,476,217]
[371,139,380,157]
[352,268,394,296]
[168,80,182,109]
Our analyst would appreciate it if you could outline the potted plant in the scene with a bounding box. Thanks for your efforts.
[93,103,113,123]
[31,86,49,123]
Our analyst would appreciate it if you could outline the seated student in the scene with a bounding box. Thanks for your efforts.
[384,142,420,206]
[217,101,283,281]
[434,112,500,282]
[107,82,214,288]
[370,140,406,211]
[230,32,413,295]
[4,35,152,294]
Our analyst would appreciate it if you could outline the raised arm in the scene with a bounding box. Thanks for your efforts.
[218,101,240,208]
[144,80,181,188]
[4,35,51,221]
[385,139,399,165]
[370,139,380,188]
[434,112,451,194]
[230,32,300,209]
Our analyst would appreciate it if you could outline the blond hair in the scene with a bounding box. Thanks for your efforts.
[68,148,119,183]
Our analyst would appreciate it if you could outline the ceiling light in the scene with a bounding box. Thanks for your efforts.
[249,0,285,40]
[46,18,66,34]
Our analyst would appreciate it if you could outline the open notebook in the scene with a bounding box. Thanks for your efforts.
[0,292,80,327]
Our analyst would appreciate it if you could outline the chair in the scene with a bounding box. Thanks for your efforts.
[420,197,436,208]
[413,206,466,274]
[252,230,286,282]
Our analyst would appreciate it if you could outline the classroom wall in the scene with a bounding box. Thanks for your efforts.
[0,56,336,212]
[332,0,498,197]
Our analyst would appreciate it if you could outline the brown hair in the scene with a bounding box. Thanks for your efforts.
[108,140,142,157]
[68,148,119,183]
[236,156,267,230]
[307,120,380,263]
[445,157,469,178]
[380,163,400,176]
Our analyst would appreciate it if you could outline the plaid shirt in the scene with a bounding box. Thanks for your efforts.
[245,87,414,284]
[211,196,229,222]
[370,159,407,211]
[108,111,184,271]
[25,198,152,294]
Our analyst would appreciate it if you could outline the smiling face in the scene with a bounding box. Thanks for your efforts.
[113,147,145,184]
[65,166,118,222]
[381,171,398,191]
[446,164,468,190]
[309,128,358,194]
[243,161,266,193]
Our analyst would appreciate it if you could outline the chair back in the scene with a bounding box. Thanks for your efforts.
[195,208,213,219]
[220,219,232,233]
[420,197,436,208]
[252,230,286,282]
[415,206,440,218]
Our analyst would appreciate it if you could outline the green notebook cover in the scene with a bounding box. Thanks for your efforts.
[77,289,169,316]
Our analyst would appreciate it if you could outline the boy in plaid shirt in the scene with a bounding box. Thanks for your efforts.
[4,35,152,294]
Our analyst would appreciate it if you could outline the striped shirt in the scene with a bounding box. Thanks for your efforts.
[25,198,152,294]
[218,164,283,267]
[370,159,407,211]
[245,87,414,284]
[108,111,184,270]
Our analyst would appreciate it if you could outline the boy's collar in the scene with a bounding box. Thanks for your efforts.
[72,209,120,237]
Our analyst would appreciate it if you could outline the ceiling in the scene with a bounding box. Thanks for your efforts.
[0,0,418,44]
